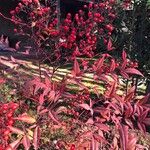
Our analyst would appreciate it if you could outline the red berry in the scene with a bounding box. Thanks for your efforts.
[15,7,20,13]
[109,0,116,4]
[109,13,116,19]
[12,104,18,110]
[94,13,101,17]
[7,112,13,118]
[84,5,87,8]
[11,16,15,20]
[7,120,14,126]
[105,24,114,32]
[18,3,22,7]
[3,105,8,110]
[94,4,98,8]
[70,144,75,150]
[89,3,93,8]
[67,13,71,19]
[99,3,105,8]
[88,12,92,18]
[10,10,15,15]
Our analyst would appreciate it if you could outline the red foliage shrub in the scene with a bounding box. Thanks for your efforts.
[0,0,149,149]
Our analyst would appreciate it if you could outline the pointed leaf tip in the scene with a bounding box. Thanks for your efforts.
[125,68,144,77]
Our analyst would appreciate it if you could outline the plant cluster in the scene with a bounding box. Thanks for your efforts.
[0,0,149,150]
[9,0,120,61]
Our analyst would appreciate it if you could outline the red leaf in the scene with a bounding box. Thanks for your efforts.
[140,110,149,120]
[48,90,56,101]
[125,119,133,129]
[137,122,146,133]
[105,82,116,98]
[39,108,48,115]
[62,92,76,99]
[110,73,118,82]
[14,113,36,124]
[124,68,144,76]
[86,118,94,125]
[122,50,127,60]
[124,87,135,102]
[121,59,127,70]
[99,74,108,82]
[4,37,9,46]
[114,94,122,102]
[15,41,21,50]
[107,39,114,51]
[45,77,51,87]
[124,102,133,117]
[72,58,81,76]
[0,78,5,84]
[92,136,95,150]
[79,103,93,115]
[10,56,16,63]
[112,137,119,150]
[20,49,30,55]
[8,126,24,135]
[39,94,44,105]
[22,135,31,150]
[43,88,50,96]
[142,118,150,126]
[128,86,135,94]
[120,71,129,79]
[48,110,60,124]
[93,133,107,143]
[6,137,22,150]
[93,86,100,98]
[133,104,137,114]
[137,93,150,106]
[110,59,116,72]
[91,134,102,150]
[94,123,110,131]
[33,126,40,150]
[118,125,128,150]
[96,55,105,73]
[80,131,92,139]
[76,80,88,90]
[127,133,137,149]
[79,104,91,110]
[139,106,144,114]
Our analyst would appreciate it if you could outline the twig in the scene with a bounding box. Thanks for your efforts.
[0,12,30,28]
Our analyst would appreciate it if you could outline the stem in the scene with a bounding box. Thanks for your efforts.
[38,60,42,81]
[135,77,138,95]
[0,12,30,28]
[131,76,134,87]
[126,79,129,95]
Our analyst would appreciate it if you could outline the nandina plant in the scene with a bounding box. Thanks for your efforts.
[8,0,119,61]
[1,51,149,149]
[0,0,150,150]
